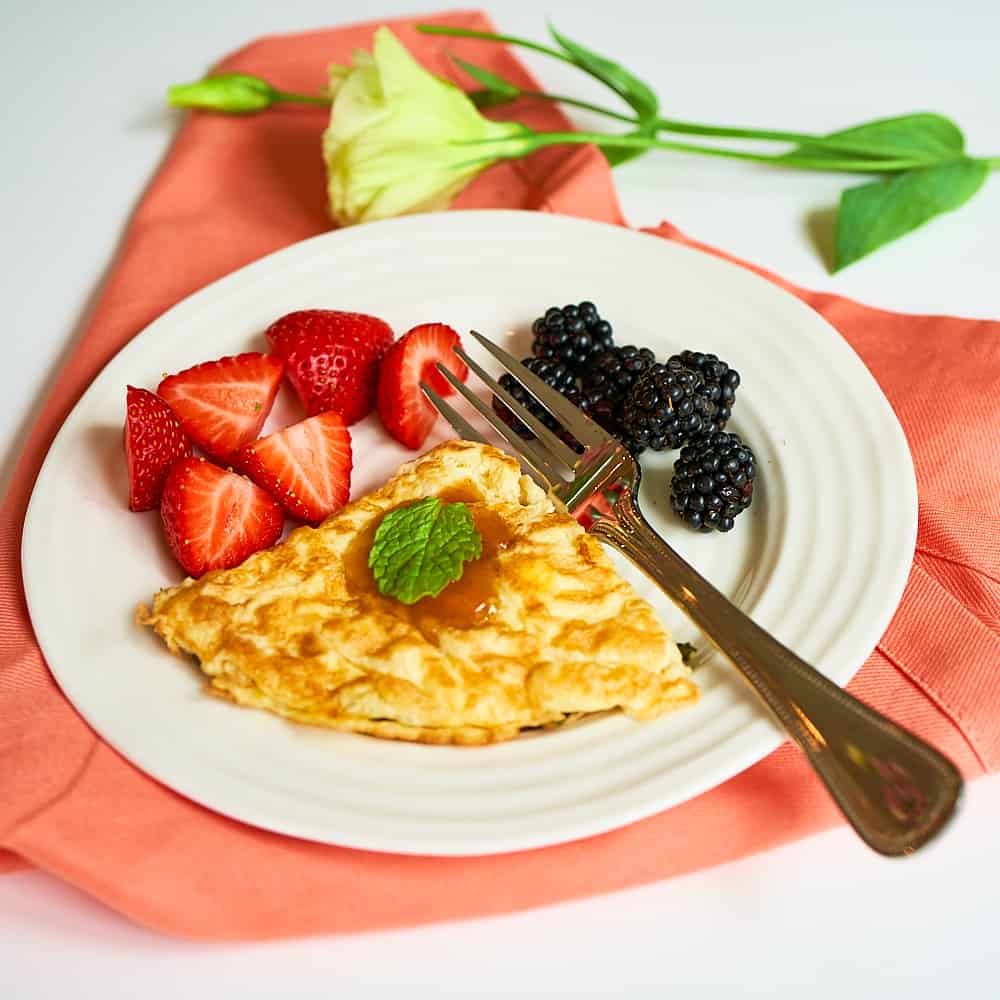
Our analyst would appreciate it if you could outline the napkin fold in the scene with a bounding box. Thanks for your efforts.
[1,10,997,939]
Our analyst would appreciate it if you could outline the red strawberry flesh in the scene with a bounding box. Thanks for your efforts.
[377,323,468,449]
[266,309,393,361]
[235,411,352,525]
[160,457,284,578]
[124,386,192,511]
[266,310,394,424]
[157,352,283,462]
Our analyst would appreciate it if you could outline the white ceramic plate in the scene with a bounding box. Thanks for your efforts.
[22,211,916,856]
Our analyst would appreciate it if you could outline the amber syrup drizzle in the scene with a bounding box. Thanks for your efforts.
[344,483,514,630]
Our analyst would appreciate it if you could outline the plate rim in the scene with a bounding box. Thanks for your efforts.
[21,210,918,855]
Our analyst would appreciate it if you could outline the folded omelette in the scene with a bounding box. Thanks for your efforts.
[139,440,697,744]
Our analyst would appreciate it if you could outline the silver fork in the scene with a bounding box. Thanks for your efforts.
[421,330,963,857]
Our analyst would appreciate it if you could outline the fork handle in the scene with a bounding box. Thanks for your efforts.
[592,491,963,856]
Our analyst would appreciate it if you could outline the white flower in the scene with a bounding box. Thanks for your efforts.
[322,28,533,225]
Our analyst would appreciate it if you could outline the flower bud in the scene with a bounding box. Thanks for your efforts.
[168,73,278,114]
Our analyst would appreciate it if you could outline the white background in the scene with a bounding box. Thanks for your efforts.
[2,0,999,997]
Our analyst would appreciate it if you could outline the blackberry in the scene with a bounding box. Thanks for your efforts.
[617,360,709,454]
[670,350,741,432]
[530,300,614,372]
[670,431,756,533]
[492,356,581,439]
[578,345,656,433]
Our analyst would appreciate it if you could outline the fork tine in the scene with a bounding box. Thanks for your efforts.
[453,345,579,471]
[467,331,609,449]
[433,365,567,488]
[421,381,552,492]
[418,381,489,445]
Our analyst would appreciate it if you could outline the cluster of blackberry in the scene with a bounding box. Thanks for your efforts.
[492,356,582,442]
[579,345,656,432]
[530,302,614,371]
[492,301,756,533]
[670,432,756,533]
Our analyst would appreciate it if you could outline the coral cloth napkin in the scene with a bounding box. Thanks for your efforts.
[1,10,998,939]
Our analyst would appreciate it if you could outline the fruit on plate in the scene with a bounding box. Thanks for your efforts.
[669,349,741,433]
[377,323,468,449]
[235,411,353,525]
[157,352,284,462]
[160,456,284,577]
[124,386,192,511]
[670,431,756,533]
[579,345,657,433]
[493,356,581,438]
[266,309,394,424]
[617,360,712,455]
[530,301,615,373]
[516,302,746,459]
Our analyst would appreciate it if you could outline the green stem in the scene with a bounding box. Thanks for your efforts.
[420,23,657,116]
[655,117,819,144]
[281,70,946,166]
[521,94,823,143]
[416,25,573,66]
[507,87,821,142]
[273,90,330,106]
[421,23,953,161]
[265,78,905,162]
[419,24,833,146]
[491,130,934,173]
[519,90,636,124]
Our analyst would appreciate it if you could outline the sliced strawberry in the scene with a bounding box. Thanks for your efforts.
[377,323,468,449]
[235,412,352,525]
[160,457,284,577]
[266,310,394,424]
[266,309,393,362]
[157,353,283,462]
[124,386,192,511]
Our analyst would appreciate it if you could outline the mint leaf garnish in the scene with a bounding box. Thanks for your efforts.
[368,498,482,605]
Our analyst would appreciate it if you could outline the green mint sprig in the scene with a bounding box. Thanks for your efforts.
[368,498,482,605]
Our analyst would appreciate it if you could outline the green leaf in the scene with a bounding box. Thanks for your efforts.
[790,113,965,164]
[470,89,518,110]
[547,22,659,122]
[368,498,483,604]
[834,158,989,271]
[167,73,278,113]
[450,56,521,99]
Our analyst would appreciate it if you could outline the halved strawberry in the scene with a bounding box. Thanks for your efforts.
[124,386,192,511]
[157,353,283,462]
[266,310,393,359]
[266,310,394,424]
[160,457,284,577]
[235,412,352,525]
[377,323,468,449]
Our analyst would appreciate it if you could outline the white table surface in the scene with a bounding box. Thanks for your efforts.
[2,0,998,996]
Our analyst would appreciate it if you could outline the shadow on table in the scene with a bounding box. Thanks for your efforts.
[805,205,838,274]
